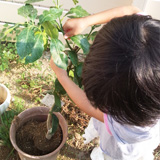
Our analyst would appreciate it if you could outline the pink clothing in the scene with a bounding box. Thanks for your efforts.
[137,12,148,16]
[103,114,112,135]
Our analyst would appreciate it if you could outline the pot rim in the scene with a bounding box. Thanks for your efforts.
[10,106,68,158]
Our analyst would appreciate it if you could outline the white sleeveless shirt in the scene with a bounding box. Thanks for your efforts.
[92,114,160,160]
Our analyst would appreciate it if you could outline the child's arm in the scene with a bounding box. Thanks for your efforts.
[50,58,104,122]
[63,5,141,38]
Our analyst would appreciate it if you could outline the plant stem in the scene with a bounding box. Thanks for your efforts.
[58,18,73,51]
[66,39,73,51]
[87,27,94,39]
[57,0,59,7]
[46,110,53,140]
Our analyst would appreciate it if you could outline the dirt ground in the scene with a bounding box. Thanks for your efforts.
[0,54,160,160]
[0,55,96,160]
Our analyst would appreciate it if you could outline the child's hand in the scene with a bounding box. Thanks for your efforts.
[50,57,67,77]
[63,17,88,39]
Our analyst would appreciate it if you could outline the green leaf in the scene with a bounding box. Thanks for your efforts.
[50,20,60,30]
[50,92,62,115]
[3,23,8,27]
[74,69,82,87]
[18,4,37,20]
[51,113,59,134]
[92,24,101,30]
[25,0,44,4]
[55,93,61,109]
[52,92,62,112]
[30,9,38,21]
[16,27,35,58]
[39,8,63,24]
[71,35,90,54]
[69,70,74,78]
[66,15,78,19]
[76,62,83,77]
[4,27,14,35]
[72,0,79,5]
[70,35,82,48]
[73,71,79,85]
[4,27,15,35]
[25,33,44,63]
[67,50,78,66]
[42,21,58,39]
[2,28,6,32]
[55,79,66,95]
[0,33,4,40]
[66,5,90,18]
[5,24,19,36]
[50,39,68,70]
[7,37,12,41]
[88,31,98,41]
[80,38,90,54]
[35,31,47,49]
[50,38,65,53]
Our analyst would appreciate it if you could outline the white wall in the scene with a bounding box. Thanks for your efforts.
[0,0,132,24]
[144,0,160,19]
[132,0,160,20]
[132,0,148,10]
[1,0,160,24]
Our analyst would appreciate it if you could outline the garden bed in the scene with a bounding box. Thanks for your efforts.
[0,47,94,159]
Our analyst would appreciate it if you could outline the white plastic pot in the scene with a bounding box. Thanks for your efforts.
[0,84,11,115]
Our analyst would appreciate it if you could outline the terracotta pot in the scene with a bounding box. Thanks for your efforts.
[0,84,11,115]
[10,106,68,160]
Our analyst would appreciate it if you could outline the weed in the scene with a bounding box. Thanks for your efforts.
[0,41,42,72]
[16,71,54,103]
[0,110,17,148]
[12,96,25,112]
[0,96,24,148]
[0,42,19,71]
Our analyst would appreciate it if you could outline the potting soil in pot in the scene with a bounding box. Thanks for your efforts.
[16,120,63,156]
[0,99,4,105]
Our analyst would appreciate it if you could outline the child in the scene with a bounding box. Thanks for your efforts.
[50,6,160,160]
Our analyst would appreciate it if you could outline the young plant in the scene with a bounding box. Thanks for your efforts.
[9,0,99,139]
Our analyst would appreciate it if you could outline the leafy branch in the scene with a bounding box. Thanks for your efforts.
[8,0,100,139]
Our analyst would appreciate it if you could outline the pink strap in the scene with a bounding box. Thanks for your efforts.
[104,114,112,135]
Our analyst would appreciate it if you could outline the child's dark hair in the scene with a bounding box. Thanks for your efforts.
[82,14,160,126]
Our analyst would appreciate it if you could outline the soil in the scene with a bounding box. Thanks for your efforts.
[16,120,62,156]
[0,101,3,105]
[0,55,95,160]
[0,146,20,160]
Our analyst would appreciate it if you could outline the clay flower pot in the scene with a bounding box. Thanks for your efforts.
[0,84,11,115]
[10,106,68,160]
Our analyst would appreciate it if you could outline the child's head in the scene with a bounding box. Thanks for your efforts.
[82,14,160,126]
